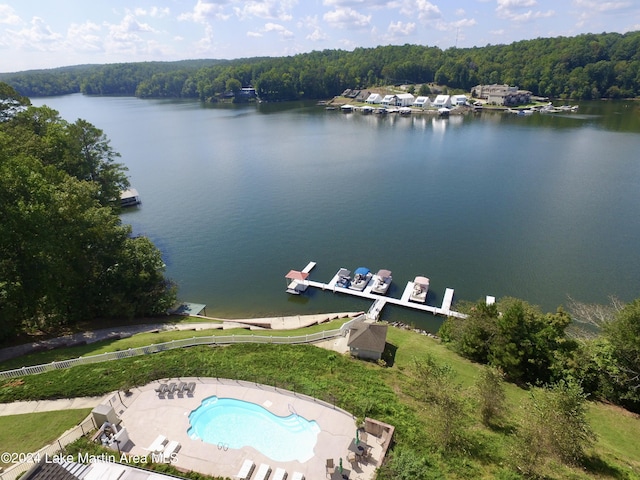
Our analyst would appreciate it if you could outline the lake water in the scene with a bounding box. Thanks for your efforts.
[32,95,640,331]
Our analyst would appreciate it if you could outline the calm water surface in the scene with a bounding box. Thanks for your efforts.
[32,96,640,331]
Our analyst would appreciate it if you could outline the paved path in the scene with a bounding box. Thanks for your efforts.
[0,395,106,416]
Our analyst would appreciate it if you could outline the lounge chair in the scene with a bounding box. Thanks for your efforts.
[325,459,335,478]
[291,473,304,480]
[176,381,187,396]
[154,384,168,397]
[185,382,196,396]
[254,463,271,480]
[145,434,167,453]
[167,383,178,396]
[162,440,181,461]
[236,459,255,480]
[272,468,287,480]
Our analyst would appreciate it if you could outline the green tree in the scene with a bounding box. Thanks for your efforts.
[511,381,594,475]
[412,355,471,451]
[475,366,508,427]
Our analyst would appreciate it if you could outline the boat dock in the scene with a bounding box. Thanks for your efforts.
[288,261,468,319]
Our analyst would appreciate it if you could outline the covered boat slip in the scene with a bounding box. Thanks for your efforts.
[285,262,316,294]
[287,262,469,319]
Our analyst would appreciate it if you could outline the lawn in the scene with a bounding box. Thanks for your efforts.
[1,321,639,479]
[0,409,92,468]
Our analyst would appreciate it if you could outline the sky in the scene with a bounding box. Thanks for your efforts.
[1,0,639,73]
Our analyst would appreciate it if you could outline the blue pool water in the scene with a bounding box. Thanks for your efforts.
[187,396,320,462]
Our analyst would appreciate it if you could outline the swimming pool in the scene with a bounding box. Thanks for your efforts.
[187,396,320,463]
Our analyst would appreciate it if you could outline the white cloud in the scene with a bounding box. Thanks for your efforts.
[67,21,102,53]
[572,0,632,13]
[496,0,555,22]
[455,8,466,16]
[324,7,372,29]
[248,22,294,39]
[0,4,23,25]
[387,20,416,36]
[396,0,442,22]
[234,0,298,21]
[134,7,171,18]
[306,27,329,41]
[6,17,63,51]
[178,0,231,23]
[323,0,391,6]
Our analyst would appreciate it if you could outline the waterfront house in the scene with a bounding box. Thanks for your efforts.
[396,93,416,107]
[381,94,397,106]
[471,84,531,106]
[347,321,388,361]
[365,93,383,104]
[413,96,431,108]
[451,94,468,106]
[432,95,452,108]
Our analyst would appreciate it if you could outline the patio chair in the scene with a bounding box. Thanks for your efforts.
[236,459,255,480]
[185,382,196,396]
[144,434,167,453]
[176,381,187,396]
[326,458,335,478]
[162,440,181,461]
[167,383,178,396]
[291,473,304,480]
[347,451,358,468]
[272,467,287,480]
[254,463,271,480]
[154,384,168,397]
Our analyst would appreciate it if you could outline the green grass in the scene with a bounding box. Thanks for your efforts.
[0,409,92,467]
[0,318,348,371]
[1,323,639,478]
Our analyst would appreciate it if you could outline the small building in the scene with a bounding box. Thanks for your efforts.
[413,96,431,108]
[432,95,452,108]
[347,321,388,361]
[395,93,416,107]
[381,94,397,106]
[451,94,468,106]
[365,93,383,104]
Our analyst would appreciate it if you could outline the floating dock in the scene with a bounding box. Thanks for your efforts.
[287,262,468,319]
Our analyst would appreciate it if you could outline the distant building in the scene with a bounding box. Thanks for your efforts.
[366,93,383,104]
[413,96,431,108]
[471,84,531,106]
[380,93,415,107]
[451,94,468,106]
[432,94,452,108]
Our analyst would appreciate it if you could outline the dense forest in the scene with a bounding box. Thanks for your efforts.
[1,31,639,102]
[0,84,177,341]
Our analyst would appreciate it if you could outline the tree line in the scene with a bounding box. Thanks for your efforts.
[2,31,639,102]
[439,295,640,415]
[0,84,176,341]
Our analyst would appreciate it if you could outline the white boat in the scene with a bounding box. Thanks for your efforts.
[349,267,372,291]
[335,268,351,288]
[437,107,451,116]
[409,276,429,303]
[371,269,392,295]
[360,105,374,114]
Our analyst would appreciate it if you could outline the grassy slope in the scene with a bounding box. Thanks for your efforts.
[0,409,92,467]
[1,321,639,478]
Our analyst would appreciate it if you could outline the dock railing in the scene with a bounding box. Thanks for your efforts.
[0,329,347,379]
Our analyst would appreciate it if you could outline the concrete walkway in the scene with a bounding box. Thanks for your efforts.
[0,395,106,416]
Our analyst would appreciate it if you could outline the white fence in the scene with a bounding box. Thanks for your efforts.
[0,416,96,480]
[0,317,362,380]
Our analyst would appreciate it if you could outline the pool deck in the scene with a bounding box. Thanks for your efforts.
[117,378,381,480]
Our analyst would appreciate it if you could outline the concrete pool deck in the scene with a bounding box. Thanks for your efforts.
[117,378,382,480]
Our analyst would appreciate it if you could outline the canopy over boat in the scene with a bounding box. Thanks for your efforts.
[414,276,430,286]
[376,269,392,278]
[337,268,351,277]
[285,270,309,281]
[354,267,370,276]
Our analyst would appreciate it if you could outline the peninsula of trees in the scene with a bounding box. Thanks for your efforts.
[0,84,177,341]
[1,31,639,102]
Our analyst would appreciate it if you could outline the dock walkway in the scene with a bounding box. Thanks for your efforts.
[291,262,468,319]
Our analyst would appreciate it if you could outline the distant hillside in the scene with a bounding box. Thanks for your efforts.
[2,31,639,101]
